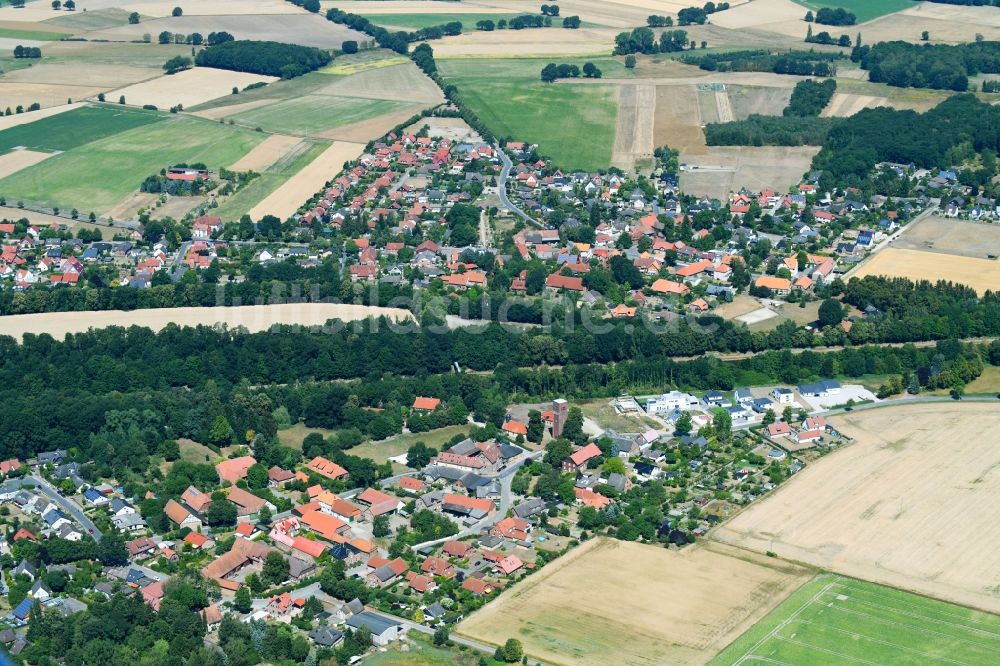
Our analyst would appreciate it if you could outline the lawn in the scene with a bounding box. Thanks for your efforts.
[711,574,1000,665]
[228,94,413,136]
[349,424,470,465]
[361,13,511,30]
[0,105,161,153]
[962,364,1000,395]
[438,57,619,171]
[213,139,330,222]
[277,423,338,451]
[791,0,911,23]
[0,114,264,213]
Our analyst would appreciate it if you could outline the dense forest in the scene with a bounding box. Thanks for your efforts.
[784,78,837,116]
[812,94,1000,186]
[852,40,1000,91]
[194,40,332,78]
[681,49,843,76]
[705,115,836,146]
[1,275,999,466]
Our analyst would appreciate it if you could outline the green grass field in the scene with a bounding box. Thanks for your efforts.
[439,57,620,171]
[361,13,512,29]
[0,105,161,153]
[0,114,264,213]
[791,0,911,23]
[349,424,470,465]
[227,94,412,136]
[213,139,330,221]
[0,27,68,40]
[711,574,1000,665]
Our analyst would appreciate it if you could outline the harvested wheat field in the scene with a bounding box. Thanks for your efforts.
[1,62,157,89]
[405,116,482,143]
[893,215,1000,259]
[710,0,807,38]
[433,26,618,57]
[0,303,414,341]
[248,141,364,220]
[679,146,817,197]
[714,402,1000,614]
[458,538,810,666]
[611,83,656,172]
[228,134,303,172]
[653,85,704,151]
[851,248,1000,294]
[0,149,53,179]
[858,3,1000,45]
[727,85,792,119]
[0,81,102,111]
[110,68,278,111]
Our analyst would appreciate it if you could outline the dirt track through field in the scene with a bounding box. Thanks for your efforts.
[611,83,655,172]
[714,402,1000,614]
[247,140,364,220]
[0,303,414,341]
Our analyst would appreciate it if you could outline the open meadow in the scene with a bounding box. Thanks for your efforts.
[713,402,1000,614]
[439,57,620,171]
[0,109,264,215]
[457,537,811,665]
[0,303,414,341]
[711,573,1000,665]
[851,248,1000,295]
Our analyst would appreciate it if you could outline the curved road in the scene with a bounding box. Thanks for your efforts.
[0,474,103,538]
[495,146,535,226]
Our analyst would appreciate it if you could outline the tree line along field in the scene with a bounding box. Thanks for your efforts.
[0,105,266,215]
[438,57,622,171]
[711,574,1000,665]
[791,0,911,24]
